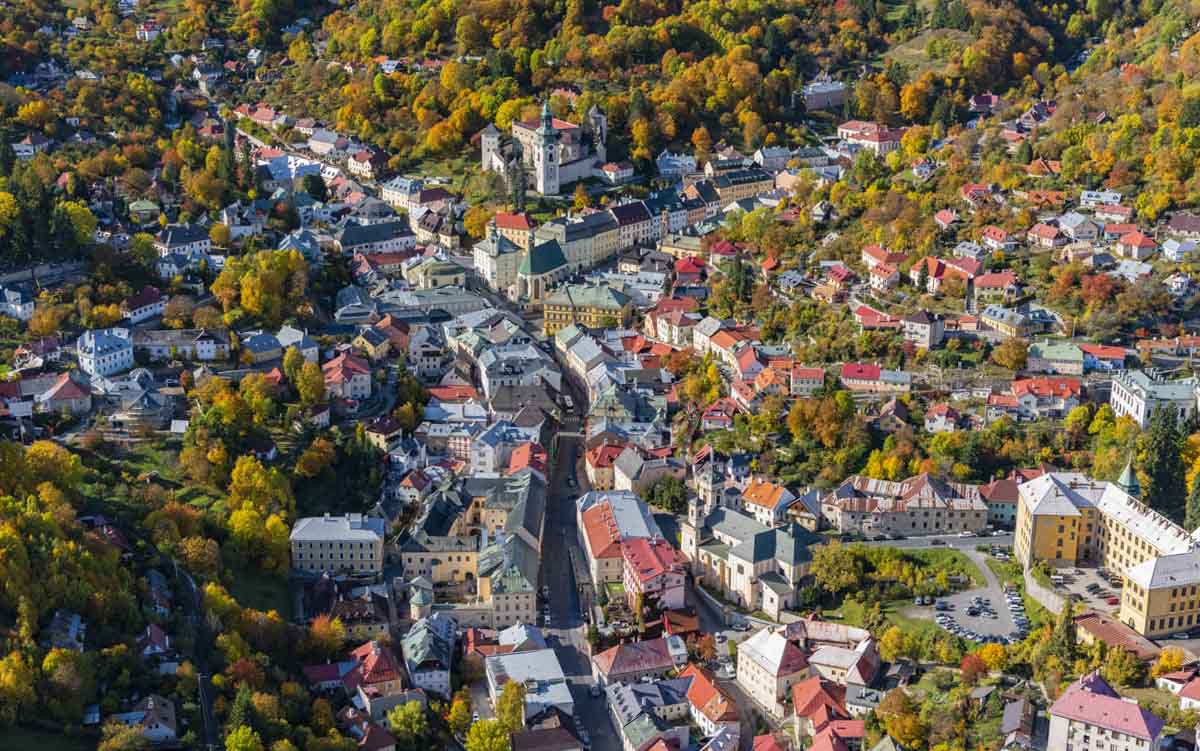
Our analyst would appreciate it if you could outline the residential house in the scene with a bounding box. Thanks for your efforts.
[323,352,373,400]
[290,513,385,575]
[820,474,988,537]
[1048,672,1162,751]
[123,287,165,324]
[902,311,945,350]
[77,328,133,377]
[111,695,177,744]
[839,363,911,394]
[401,614,455,698]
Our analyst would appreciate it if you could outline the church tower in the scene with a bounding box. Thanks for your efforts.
[533,101,560,196]
[680,494,701,569]
[1117,457,1141,499]
[479,124,500,173]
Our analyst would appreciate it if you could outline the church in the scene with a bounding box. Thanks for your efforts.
[480,102,608,196]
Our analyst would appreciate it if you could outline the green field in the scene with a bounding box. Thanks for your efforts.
[229,568,292,618]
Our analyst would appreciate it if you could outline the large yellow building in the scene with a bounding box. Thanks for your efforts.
[541,284,632,336]
[1014,469,1200,638]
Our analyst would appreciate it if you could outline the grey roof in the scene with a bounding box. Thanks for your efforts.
[706,507,768,542]
[338,220,413,248]
[290,513,385,543]
[401,613,454,673]
[519,239,568,276]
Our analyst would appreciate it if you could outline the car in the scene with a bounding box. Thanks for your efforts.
[930,538,945,546]
[589,684,602,698]
[731,620,750,632]
[966,607,980,617]
[958,530,975,537]
[472,713,480,722]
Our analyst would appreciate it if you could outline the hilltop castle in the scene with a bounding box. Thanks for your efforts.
[480,102,608,196]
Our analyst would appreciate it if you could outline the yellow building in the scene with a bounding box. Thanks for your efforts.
[541,283,633,336]
[398,532,479,584]
[1015,469,1200,638]
[1121,552,1200,637]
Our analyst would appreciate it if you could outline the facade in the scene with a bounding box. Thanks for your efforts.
[736,627,810,717]
[290,513,386,575]
[77,328,133,377]
[481,103,609,196]
[473,229,524,294]
[1109,369,1197,428]
[620,537,686,612]
[401,614,455,698]
[821,474,988,537]
[542,284,633,336]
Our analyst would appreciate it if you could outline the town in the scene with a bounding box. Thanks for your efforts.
[5,2,1200,751]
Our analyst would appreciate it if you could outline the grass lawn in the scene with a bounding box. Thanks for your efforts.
[0,727,93,751]
[229,568,292,618]
[907,548,985,587]
[605,581,626,599]
[826,598,945,642]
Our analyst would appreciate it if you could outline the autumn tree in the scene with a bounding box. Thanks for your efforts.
[810,541,864,595]
[465,719,510,751]
[296,361,326,406]
[1152,647,1186,678]
[225,726,265,751]
[388,701,430,750]
[0,650,36,725]
[448,694,472,737]
[959,653,987,686]
[876,689,927,749]
[496,679,526,734]
[991,337,1029,370]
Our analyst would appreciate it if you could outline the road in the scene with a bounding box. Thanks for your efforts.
[858,532,1014,551]
[171,558,219,750]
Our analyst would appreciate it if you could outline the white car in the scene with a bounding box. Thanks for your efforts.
[958,530,975,537]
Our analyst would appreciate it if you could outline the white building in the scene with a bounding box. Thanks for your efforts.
[484,649,574,722]
[76,328,133,377]
[1109,369,1197,428]
[289,513,385,575]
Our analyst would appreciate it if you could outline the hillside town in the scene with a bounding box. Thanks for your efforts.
[8,1,1200,751]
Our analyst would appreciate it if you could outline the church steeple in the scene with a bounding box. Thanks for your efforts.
[1117,457,1141,498]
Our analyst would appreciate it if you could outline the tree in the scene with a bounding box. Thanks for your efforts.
[810,541,864,595]
[991,337,1029,370]
[448,695,472,737]
[283,347,305,385]
[163,296,195,329]
[976,643,1006,671]
[1152,646,1186,678]
[496,680,526,734]
[465,719,510,751]
[296,437,337,479]
[696,634,717,663]
[228,455,293,516]
[879,626,911,662]
[296,360,326,405]
[0,650,36,725]
[876,689,927,749]
[388,701,430,751]
[210,223,232,247]
[1102,645,1145,687]
[463,206,492,240]
[308,614,346,657]
[573,183,589,211]
[1143,407,1187,522]
[646,475,687,513]
[99,722,150,751]
[225,726,264,751]
[300,174,328,202]
[959,653,987,686]
[1185,473,1200,532]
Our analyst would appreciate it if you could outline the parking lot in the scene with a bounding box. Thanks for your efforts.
[910,548,1029,644]
[1050,566,1124,613]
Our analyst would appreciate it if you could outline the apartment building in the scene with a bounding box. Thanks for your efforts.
[820,474,989,537]
[1048,672,1163,751]
[290,513,386,575]
[1110,369,1198,428]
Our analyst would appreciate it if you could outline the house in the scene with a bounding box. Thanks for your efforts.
[37,372,92,415]
[154,224,211,257]
[680,664,740,741]
[1009,377,1082,420]
[1048,672,1163,751]
[1110,369,1196,428]
[980,226,1018,252]
[601,161,635,184]
[742,478,797,527]
[0,285,35,321]
[836,121,906,154]
[77,328,133,377]
[902,311,944,349]
[1027,340,1084,376]
[1117,231,1157,260]
[820,474,988,537]
[736,627,810,717]
[1059,212,1099,243]
[348,148,388,179]
[972,271,1021,302]
[111,695,177,744]
[138,623,172,659]
[839,363,911,393]
[337,221,417,255]
[924,403,960,433]
[323,352,373,400]
[860,244,907,271]
[621,538,686,611]
[121,287,165,324]
[592,638,678,686]
[401,614,455,698]
[13,132,52,160]
[1024,222,1064,250]
[1080,189,1123,208]
[1163,239,1197,262]
[934,209,959,230]
[1080,343,1126,372]
[485,649,573,722]
[959,183,994,210]
[242,332,282,363]
[801,73,848,111]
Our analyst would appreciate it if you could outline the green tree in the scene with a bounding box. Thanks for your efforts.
[283,347,305,386]
[387,701,430,751]
[991,338,1029,370]
[495,680,526,734]
[1142,407,1187,522]
[810,541,864,595]
[465,719,510,751]
[296,360,326,406]
[1101,644,1145,687]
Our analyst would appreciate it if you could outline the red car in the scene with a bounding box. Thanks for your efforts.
[1106,596,1120,606]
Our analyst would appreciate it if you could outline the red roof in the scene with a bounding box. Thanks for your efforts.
[507,442,548,476]
[322,353,370,384]
[349,641,402,686]
[934,209,958,226]
[493,212,533,231]
[752,734,791,751]
[1013,377,1081,399]
[586,442,628,470]
[1080,343,1125,361]
[427,385,478,402]
[124,286,163,310]
[973,271,1018,289]
[792,676,848,722]
[621,538,684,585]
[981,225,1011,242]
[1119,230,1156,249]
[679,664,739,723]
[841,363,881,381]
[42,372,90,401]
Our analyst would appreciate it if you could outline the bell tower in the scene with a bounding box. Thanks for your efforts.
[533,101,560,196]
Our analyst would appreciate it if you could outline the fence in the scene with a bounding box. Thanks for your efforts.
[1023,569,1065,615]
